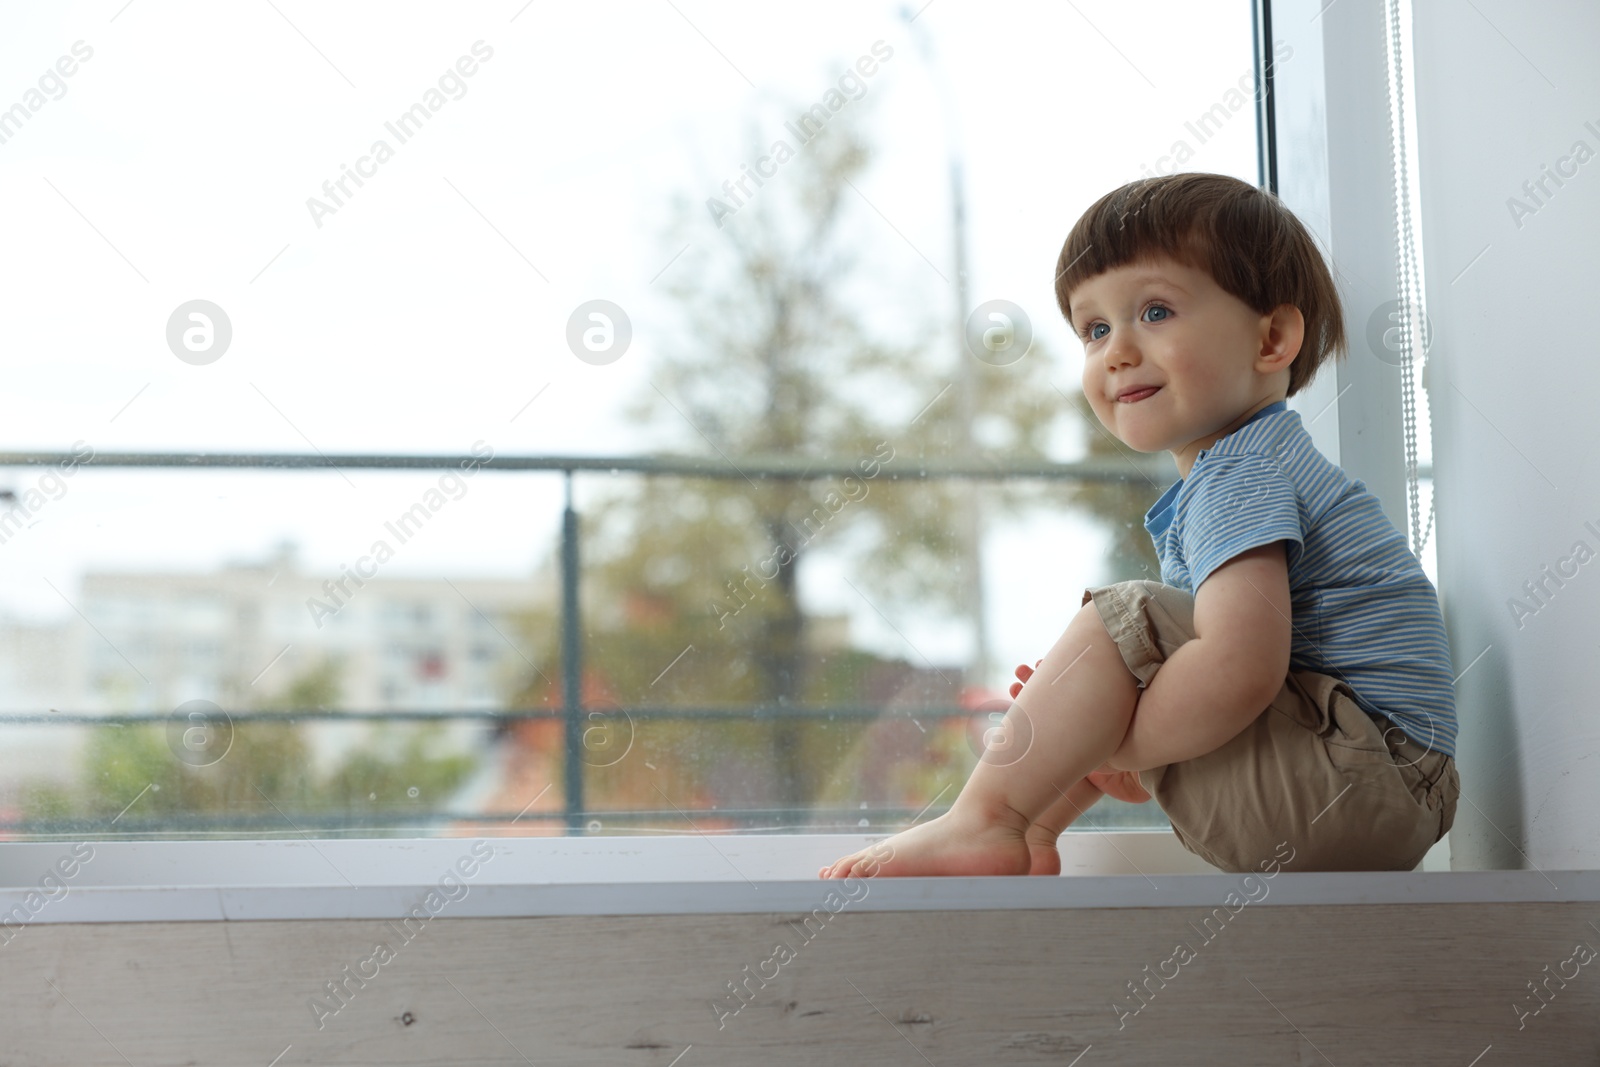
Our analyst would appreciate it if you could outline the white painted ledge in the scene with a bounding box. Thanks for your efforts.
[0,833,1592,923]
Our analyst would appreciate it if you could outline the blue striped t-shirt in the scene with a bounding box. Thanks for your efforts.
[1142,400,1457,758]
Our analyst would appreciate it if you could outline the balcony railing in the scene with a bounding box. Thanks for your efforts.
[0,448,1430,838]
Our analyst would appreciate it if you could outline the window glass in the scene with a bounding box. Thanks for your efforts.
[0,1,1257,841]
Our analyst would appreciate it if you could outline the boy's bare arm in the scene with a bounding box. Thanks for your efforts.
[1103,541,1293,773]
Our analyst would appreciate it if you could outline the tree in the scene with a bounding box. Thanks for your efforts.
[517,86,1163,817]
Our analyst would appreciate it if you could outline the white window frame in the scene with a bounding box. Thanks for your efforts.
[1273,0,1411,529]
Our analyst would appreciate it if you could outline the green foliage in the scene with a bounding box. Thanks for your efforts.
[17,657,477,833]
[279,655,343,710]
[320,724,477,812]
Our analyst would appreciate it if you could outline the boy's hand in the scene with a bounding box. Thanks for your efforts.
[1007,658,1043,699]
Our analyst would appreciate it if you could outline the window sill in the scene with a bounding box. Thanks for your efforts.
[1,833,1589,924]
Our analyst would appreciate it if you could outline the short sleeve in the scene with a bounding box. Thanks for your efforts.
[1178,453,1302,589]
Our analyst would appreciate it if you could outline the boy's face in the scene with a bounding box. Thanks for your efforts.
[1068,255,1300,477]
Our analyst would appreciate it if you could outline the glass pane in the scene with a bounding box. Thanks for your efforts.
[0,0,1257,844]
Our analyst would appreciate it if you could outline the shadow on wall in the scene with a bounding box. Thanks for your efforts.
[1451,635,1524,870]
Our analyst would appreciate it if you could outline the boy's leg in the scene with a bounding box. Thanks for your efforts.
[1070,580,1450,872]
[956,596,1142,823]
[1023,775,1105,876]
[819,598,1141,879]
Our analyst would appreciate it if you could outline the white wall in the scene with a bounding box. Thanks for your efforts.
[1412,2,1600,869]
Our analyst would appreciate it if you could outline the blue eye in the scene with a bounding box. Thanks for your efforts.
[1083,304,1169,342]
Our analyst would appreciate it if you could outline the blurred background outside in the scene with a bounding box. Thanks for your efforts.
[0,1,1304,840]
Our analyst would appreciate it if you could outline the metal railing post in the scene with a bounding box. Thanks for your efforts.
[560,470,584,833]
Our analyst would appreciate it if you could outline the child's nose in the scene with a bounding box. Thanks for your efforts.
[1106,337,1141,368]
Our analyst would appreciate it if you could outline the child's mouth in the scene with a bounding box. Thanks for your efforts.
[1117,387,1160,403]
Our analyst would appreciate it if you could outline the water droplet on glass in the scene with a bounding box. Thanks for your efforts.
[586,819,602,833]
[407,786,419,798]
[858,818,870,828]
[369,792,377,801]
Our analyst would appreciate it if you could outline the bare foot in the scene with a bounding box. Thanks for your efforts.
[818,806,1031,879]
[1024,823,1062,876]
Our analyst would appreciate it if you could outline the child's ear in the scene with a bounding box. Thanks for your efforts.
[1257,304,1304,374]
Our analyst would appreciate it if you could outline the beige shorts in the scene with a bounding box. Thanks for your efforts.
[1083,580,1460,873]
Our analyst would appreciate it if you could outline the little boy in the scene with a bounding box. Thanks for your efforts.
[820,172,1458,878]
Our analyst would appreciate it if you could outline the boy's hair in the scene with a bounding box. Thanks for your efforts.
[1054,172,1347,397]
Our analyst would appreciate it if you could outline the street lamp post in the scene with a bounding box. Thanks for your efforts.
[902,8,992,691]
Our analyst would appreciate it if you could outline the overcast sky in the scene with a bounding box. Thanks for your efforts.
[0,0,1328,690]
